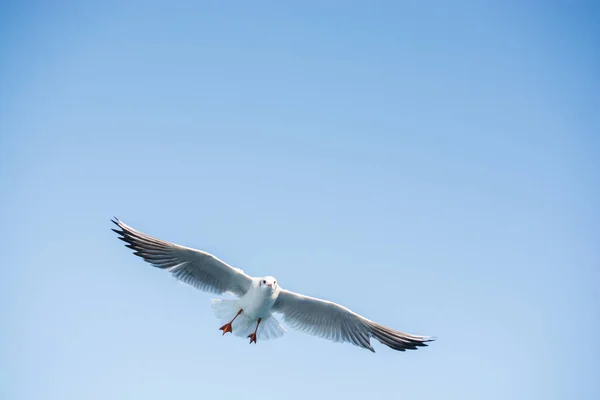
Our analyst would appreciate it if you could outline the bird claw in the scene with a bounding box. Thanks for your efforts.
[219,323,233,335]
[247,332,257,344]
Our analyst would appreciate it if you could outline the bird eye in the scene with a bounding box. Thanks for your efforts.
[262,280,266,284]
[274,281,277,284]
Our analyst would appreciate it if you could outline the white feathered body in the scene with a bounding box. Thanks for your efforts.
[238,279,279,318]
[211,279,286,340]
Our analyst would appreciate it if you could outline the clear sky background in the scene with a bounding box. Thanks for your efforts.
[1,1,599,399]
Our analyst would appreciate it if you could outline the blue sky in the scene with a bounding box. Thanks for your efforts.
[1,1,598,399]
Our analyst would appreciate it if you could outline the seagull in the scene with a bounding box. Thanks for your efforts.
[111,218,434,353]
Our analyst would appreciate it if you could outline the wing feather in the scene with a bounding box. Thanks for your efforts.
[111,218,253,297]
[273,289,433,352]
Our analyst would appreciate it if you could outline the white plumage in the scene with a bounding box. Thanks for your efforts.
[111,218,434,353]
[211,299,286,340]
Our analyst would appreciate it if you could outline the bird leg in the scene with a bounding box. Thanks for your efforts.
[247,318,262,344]
[219,309,243,335]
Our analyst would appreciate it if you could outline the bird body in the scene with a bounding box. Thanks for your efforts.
[237,277,279,319]
[111,218,434,353]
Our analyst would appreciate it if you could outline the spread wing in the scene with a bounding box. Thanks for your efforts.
[111,218,253,297]
[273,289,433,352]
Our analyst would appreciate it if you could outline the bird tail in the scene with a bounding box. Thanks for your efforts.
[257,314,287,340]
[211,298,240,323]
[366,321,434,351]
[210,299,286,341]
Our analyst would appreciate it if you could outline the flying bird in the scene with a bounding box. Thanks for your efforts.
[111,218,434,353]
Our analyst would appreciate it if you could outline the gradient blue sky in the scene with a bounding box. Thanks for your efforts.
[1,1,599,399]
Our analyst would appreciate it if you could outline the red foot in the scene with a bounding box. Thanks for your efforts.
[248,332,257,344]
[219,323,233,335]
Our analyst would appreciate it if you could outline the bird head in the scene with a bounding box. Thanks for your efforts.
[259,276,278,292]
